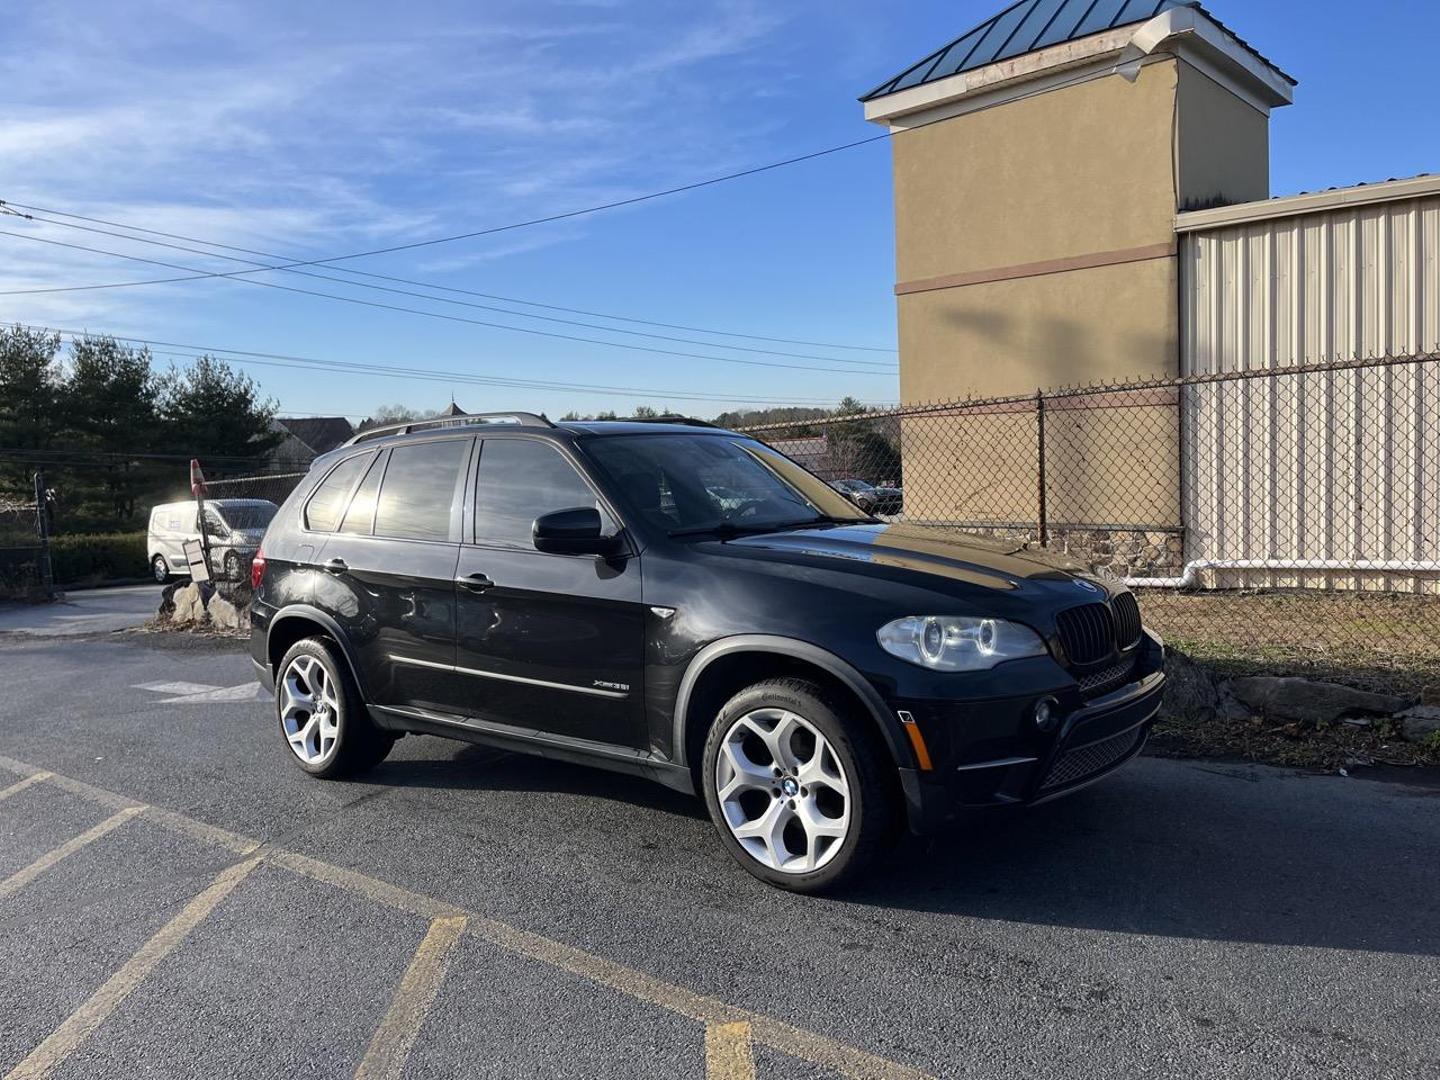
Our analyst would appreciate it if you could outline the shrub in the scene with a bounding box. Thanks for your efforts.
[48,531,149,584]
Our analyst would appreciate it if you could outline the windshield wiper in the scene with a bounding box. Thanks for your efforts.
[668,515,868,540]
[667,522,787,539]
[796,514,875,526]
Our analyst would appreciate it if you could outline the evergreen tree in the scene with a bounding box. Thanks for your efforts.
[159,356,283,470]
[0,326,62,493]
[63,336,162,521]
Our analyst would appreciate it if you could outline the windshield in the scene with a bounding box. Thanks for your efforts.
[583,434,872,536]
[216,503,278,531]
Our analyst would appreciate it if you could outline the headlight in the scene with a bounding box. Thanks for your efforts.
[877,615,1047,671]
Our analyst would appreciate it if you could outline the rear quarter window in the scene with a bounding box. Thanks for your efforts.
[304,453,372,532]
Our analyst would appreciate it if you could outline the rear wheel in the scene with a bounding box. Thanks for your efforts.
[151,555,169,583]
[223,550,242,581]
[701,677,897,892]
[276,637,394,778]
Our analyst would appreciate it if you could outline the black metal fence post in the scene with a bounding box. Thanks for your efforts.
[1035,389,1048,547]
[33,470,54,597]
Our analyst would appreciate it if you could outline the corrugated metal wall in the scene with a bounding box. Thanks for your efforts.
[1180,193,1440,592]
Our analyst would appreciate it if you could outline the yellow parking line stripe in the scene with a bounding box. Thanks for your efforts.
[0,756,934,1080]
[4,855,262,1080]
[354,915,468,1080]
[0,806,145,902]
[463,914,929,1080]
[265,848,461,920]
[706,1022,757,1080]
[142,805,262,857]
[0,771,52,803]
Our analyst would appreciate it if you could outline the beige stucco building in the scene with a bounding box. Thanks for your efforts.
[860,2,1440,592]
[863,0,1294,402]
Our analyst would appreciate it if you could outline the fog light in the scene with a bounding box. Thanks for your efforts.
[1033,697,1061,733]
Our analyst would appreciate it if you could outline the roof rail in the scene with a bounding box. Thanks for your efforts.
[625,414,718,428]
[344,411,554,447]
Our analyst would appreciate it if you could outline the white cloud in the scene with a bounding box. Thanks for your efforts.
[0,0,808,333]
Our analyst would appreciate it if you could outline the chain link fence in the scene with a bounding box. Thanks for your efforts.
[739,353,1440,692]
[203,470,308,509]
[0,485,50,601]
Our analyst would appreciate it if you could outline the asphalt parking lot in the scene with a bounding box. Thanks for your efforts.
[1,591,1438,1078]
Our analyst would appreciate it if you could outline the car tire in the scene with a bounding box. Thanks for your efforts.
[701,677,898,893]
[151,555,170,583]
[275,637,394,779]
[224,550,242,582]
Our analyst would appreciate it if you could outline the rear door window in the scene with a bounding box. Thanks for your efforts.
[373,439,469,542]
[304,453,372,532]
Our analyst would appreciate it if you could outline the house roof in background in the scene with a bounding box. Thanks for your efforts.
[276,416,355,456]
[861,0,1292,102]
[436,402,468,417]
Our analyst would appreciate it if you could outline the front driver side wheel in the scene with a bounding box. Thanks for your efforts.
[151,555,170,583]
[276,637,394,778]
[701,677,898,892]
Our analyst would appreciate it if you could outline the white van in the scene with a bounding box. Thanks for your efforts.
[147,499,279,583]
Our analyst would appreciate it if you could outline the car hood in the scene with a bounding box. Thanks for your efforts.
[708,522,1102,595]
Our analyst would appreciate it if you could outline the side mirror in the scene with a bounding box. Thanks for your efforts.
[533,507,618,556]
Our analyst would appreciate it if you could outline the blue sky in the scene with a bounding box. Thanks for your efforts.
[2,0,1437,421]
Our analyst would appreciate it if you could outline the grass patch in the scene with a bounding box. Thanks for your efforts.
[1138,587,1440,700]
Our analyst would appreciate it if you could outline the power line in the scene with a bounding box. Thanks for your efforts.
[11,133,891,276]
[0,446,290,466]
[0,57,1129,307]
[14,323,857,407]
[0,230,894,377]
[0,199,897,355]
[1,58,1127,385]
[1,209,894,368]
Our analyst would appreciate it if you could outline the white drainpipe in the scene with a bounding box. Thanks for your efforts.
[1125,559,1440,590]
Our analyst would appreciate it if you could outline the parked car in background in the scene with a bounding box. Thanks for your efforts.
[250,413,1163,892]
[830,478,903,516]
[148,499,279,583]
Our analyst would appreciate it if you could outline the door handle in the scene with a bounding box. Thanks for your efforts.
[457,572,493,592]
[322,558,349,574]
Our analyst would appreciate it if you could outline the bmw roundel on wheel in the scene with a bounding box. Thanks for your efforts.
[250,413,1164,893]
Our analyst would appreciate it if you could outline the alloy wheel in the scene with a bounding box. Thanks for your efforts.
[715,708,851,873]
[279,654,341,765]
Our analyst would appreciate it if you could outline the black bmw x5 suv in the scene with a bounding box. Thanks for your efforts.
[250,413,1164,891]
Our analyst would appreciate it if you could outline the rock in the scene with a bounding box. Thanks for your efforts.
[207,594,244,631]
[1161,650,1222,721]
[215,580,254,608]
[1215,687,1252,721]
[1398,705,1440,742]
[170,583,205,625]
[1226,676,1414,725]
[157,582,180,619]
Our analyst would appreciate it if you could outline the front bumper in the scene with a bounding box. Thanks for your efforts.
[891,634,1165,833]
